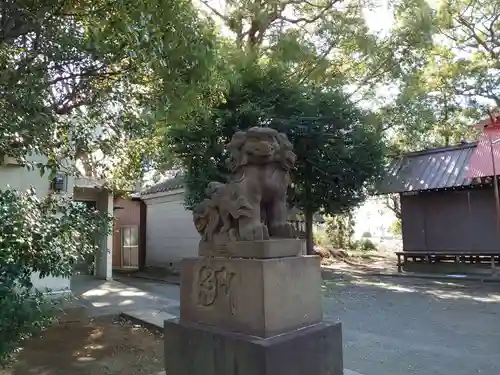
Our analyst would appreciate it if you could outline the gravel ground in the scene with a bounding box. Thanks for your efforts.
[325,274,500,375]
[116,274,500,375]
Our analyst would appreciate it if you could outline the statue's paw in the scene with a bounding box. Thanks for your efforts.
[270,223,295,239]
[262,225,270,240]
[240,223,268,241]
[228,228,239,241]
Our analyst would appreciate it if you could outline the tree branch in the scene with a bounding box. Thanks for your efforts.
[456,14,499,60]
[384,194,401,219]
[198,0,227,21]
[280,0,341,25]
[47,66,124,86]
[0,1,66,44]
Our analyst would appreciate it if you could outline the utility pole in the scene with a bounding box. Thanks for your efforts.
[486,109,500,232]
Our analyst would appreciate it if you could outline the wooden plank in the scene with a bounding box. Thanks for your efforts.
[396,251,500,256]
[395,252,500,269]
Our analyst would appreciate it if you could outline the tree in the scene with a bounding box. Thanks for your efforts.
[0,0,217,362]
[169,63,385,253]
[195,0,484,154]
[383,193,402,220]
[377,41,484,151]
[0,189,111,365]
[434,0,500,106]
[198,0,344,50]
[197,0,408,103]
[374,0,498,152]
[0,0,217,189]
[271,107,385,253]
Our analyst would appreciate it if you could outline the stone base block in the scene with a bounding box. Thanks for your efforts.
[180,255,322,338]
[199,239,302,258]
[164,319,343,375]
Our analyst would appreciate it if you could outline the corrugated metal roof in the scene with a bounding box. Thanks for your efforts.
[466,127,500,178]
[141,174,185,196]
[377,142,478,194]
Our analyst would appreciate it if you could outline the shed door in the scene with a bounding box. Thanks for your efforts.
[424,190,471,251]
[401,193,427,251]
[121,226,139,268]
[469,188,500,251]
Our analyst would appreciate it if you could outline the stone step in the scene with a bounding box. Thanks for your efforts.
[120,308,178,331]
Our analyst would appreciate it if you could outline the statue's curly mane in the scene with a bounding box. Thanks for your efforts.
[226,127,296,172]
[275,132,296,171]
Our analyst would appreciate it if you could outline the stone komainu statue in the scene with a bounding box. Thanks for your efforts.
[193,127,297,253]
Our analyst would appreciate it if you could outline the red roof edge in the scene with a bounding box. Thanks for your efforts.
[472,114,500,130]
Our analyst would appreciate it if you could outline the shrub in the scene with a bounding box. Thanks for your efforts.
[314,230,331,248]
[356,238,377,252]
[325,212,355,250]
[0,188,111,365]
[361,231,372,238]
[390,219,402,236]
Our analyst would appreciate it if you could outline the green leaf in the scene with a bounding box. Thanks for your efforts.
[0,188,112,365]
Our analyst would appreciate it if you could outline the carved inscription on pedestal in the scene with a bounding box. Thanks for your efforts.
[196,264,236,314]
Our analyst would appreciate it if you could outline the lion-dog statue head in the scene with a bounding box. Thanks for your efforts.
[226,127,296,173]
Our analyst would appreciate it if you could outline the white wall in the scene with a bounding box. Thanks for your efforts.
[73,185,114,280]
[96,191,113,280]
[0,155,74,294]
[143,190,200,266]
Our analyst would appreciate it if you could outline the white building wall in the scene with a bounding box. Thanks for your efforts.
[73,183,114,281]
[95,191,113,280]
[143,190,200,266]
[0,155,74,294]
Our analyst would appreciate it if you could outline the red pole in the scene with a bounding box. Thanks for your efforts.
[487,109,500,232]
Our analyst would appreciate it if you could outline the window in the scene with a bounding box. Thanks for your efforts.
[121,226,139,268]
[49,173,68,193]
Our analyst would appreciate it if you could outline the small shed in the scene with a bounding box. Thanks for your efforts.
[140,175,200,267]
[378,141,500,253]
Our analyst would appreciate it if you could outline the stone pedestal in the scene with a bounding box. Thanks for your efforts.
[180,255,322,337]
[164,319,343,375]
[164,240,343,375]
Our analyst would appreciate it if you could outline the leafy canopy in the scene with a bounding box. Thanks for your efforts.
[169,62,385,218]
[0,0,217,189]
[376,0,498,151]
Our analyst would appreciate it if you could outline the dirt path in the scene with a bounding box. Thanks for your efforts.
[0,315,164,375]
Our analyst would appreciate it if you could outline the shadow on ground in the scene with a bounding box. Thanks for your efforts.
[322,270,500,303]
[0,315,163,375]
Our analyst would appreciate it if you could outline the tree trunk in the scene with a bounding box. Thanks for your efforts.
[305,208,314,255]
